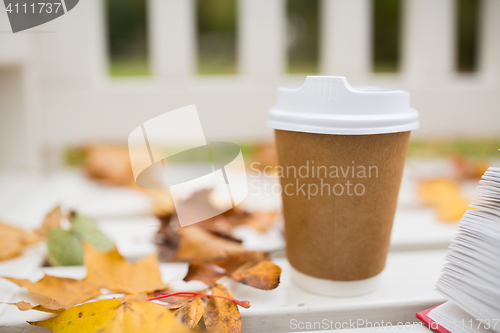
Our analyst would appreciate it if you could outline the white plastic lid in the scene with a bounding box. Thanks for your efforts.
[267,76,419,135]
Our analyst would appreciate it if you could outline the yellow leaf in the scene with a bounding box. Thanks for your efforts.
[30,299,122,332]
[231,261,282,290]
[418,179,471,222]
[436,197,470,222]
[0,222,39,261]
[203,284,241,333]
[4,275,101,309]
[175,297,205,329]
[30,299,195,333]
[83,243,166,293]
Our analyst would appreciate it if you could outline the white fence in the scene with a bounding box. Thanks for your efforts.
[0,0,500,170]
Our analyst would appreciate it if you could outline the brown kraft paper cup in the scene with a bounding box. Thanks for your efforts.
[275,129,410,282]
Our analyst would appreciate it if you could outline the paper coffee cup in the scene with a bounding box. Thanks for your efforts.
[267,76,419,296]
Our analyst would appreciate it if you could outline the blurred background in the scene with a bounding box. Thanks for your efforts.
[0,0,499,170]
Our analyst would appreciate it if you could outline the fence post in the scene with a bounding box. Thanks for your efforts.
[478,0,500,83]
[238,0,285,76]
[320,0,371,78]
[148,0,196,80]
[401,0,456,81]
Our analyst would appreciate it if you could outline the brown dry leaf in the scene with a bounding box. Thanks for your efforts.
[155,215,182,262]
[173,226,247,262]
[175,297,205,329]
[212,251,269,274]
[4,275,101,309]
[36,206,62,237]
[183,261,226,286]
[203,284,241,333]
[0,222,39,261]
[30,298,195,333]
[418,179,470,222]
[85,145,135,186]
[196,217,243,243]
[155,189,280,262]
[7,301,63,314]
[231,261,282,290]
[83,243,166,293]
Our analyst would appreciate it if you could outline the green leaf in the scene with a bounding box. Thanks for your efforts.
[46,228,84,266]
[70,214,114,252]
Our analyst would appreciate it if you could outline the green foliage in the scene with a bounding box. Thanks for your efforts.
[71,215,114,252]
[198,0,236,33]
[46,214,114,266]
[373,0,401,72]
[47,228,84,266]
[457,0,479,72]
[408,139,500,158]
[287,0,319,74]
[197,0,237,75]
[106,0,149,76]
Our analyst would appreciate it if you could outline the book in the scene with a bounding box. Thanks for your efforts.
[428,302,495,333]
[430,167,500,333]
[416,304,452,333]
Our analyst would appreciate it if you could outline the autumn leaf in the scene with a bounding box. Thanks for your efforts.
[173,226,247,262]
[46,213,114,266]
[4,274,101,309]
[7,301,63,314]
[436,197,471,222]
[0,222,39,261]
[30,298,195,333]
[212,251,269,274]
[70,213,114,251]
[36,206,62,237]
[184,252,281,290]
[155,190,280,263]
[452,155,490,179]
[83,243,166,293]
[175,297,205,329]
[203,284,241,333]
[3,234,274,332]
[231,261,281,290]
[155,215,181,261]
[183,261,226,286]
[418,179,461,206]
[46,228,84,266]
[160,295,195,310]
[418,179,470,222]
[85,145,136,186]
